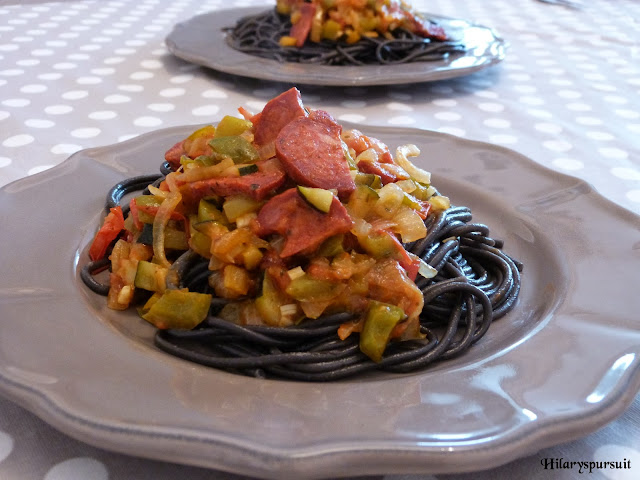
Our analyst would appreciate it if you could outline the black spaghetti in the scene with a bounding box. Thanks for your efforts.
[224,9,465,66]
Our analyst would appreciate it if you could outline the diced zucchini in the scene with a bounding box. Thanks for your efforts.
[401,192,422,210]
[297,186,334,213]
[238,164,259,176]
[163,226,188,250]
[222,195,261,222]
[134,260,168,292]
[357,230,398,258]
[342,141,357,169]
[317,234,345,257]
[354,172,382,189]
[197,198,226,224]
[189,230,212,258]
[137,223,188,250]
[410,182,434,201]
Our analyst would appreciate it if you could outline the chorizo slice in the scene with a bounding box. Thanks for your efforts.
[275,114,356,199]
[164,139,185,171]
[253,87,307,147]
[178,158,286,208]
[256,188,353,257]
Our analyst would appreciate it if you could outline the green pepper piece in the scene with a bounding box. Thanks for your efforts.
[360,301,405,362]
[141,289,211,329]
[285,275,343,302]
[209,136,258,164]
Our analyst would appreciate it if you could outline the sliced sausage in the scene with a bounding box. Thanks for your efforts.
[256,188,353,257]
[164,139,185,171]
[275,114,356,199]
[289,3,316,47]
[178,158,286,207]
[253,87,307,147]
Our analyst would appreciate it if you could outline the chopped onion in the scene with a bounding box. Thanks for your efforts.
[147,184,168,199]
[428,195,451,212]
[395,144,431,185]
[393,207,427,243]
[418,259,438,279]
[395,179,417,193]
[152,191,182,268]
[280,304,298,317]
[287,266,305,280]
[355,147,378,163]
[375,183,405,218]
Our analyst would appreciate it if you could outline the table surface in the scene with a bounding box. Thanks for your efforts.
[1,0,639,478]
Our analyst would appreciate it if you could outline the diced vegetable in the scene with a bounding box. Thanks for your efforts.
[141,289,211,330]
[255,274,294,326]
[285,274,344,302]
[354,172,382,189]
[359,301,405,362]
[297,186,334,213]
[197,198,226,224]
[209,136,259,164]
[88,206,125,261]
[134,260,168,292]
[429,195,451,212]
[214,115,252,137]
[238,164,259,176]
[222,195,261,222]
[137,223,188,250]
[395,144,431,185]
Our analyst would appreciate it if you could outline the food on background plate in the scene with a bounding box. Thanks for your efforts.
[81,88,522,381]
[225,0,465,66]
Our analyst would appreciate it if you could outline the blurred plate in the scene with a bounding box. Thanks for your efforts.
[165,7,506,86]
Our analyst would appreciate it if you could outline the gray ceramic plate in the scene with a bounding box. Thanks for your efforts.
[0,125,639,479]
[165,7,506,86]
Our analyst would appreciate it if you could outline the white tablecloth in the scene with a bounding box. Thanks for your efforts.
[1,0,639,478]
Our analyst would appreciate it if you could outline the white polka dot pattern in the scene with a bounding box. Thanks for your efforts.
[0,0,639,479]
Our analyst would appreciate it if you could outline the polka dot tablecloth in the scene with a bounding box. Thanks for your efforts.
[0,0,639,479]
